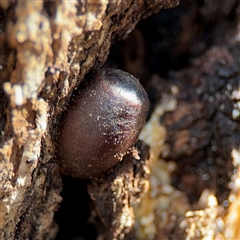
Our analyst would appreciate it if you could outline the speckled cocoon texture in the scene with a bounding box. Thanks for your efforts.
[57,68,149,178]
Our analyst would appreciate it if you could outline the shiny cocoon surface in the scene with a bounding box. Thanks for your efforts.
[57,68,149,178]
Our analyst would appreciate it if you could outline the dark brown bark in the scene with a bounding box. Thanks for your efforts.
[0,0,178,239]
[1,0,240,240]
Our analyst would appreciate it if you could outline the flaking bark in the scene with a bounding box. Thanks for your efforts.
[0,0,178,239]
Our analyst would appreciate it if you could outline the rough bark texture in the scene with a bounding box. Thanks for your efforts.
[1,0,240,240]
[0,0,179,239]
[105,1,240,239]
[88,141,150,240]
[161,46,240,203]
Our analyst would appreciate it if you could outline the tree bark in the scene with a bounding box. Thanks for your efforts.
[0,0,179,239]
